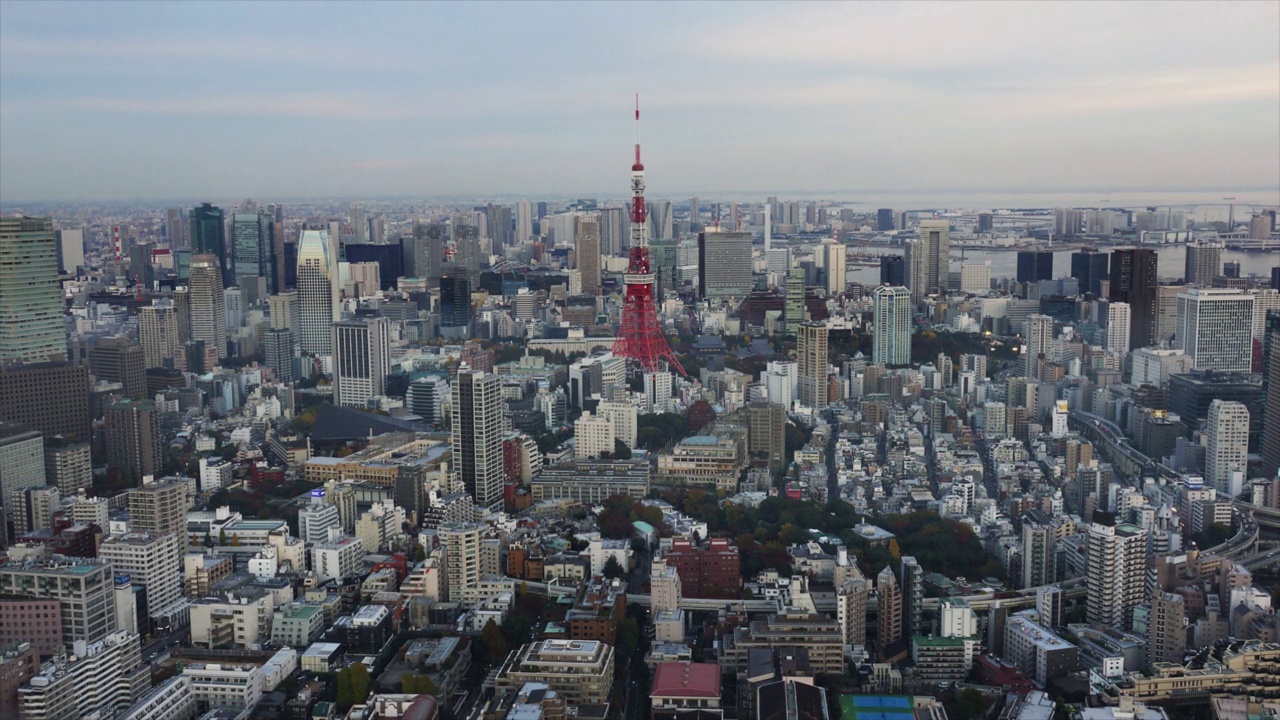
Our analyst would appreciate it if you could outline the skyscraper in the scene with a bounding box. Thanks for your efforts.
[53,227,85,276]
[349,202,367,244]
[408,222,445,287]
[453,223,482,288]
[296,229,336,356]
[1020,512,1056,589]
[1262,310,1280,480]
[1016,251,1054,284]
[88,337,146,399]
[232,208,276,295]
[1105,302,1131,353]
[1184,241,1223,286]
[188,254,227,362]
[906,220,950,302]
[798,322,829,410]
[649,200,673,240]
[899,556,923,641]
[332,318,390,408]
[1070,250,1109,297]
[138,301,181,369]
[1176,288,1255,373]
[698,230,753,298]
[165,207,187,248]
[104,399,162,479]
[876,208,894,232]
[575,214,602,296]
[452,369,503,512]
[1205,400,1250,495]
[1085,516,1147,629]
[0,423,45,546]
[263,327,294,385]
[784,268,806,335]
[516,200,534,244]
[872,285,912,367]
[1023,314,1054,378]
[880,255,906,286]
[1108,248,1158,350]
[127,476,192,551]
[0,362,91,441]
[0,217,66,364]
[189,203,229,286]
[876,565,902,658]
[439,272,472,341]
[822,240,846,296]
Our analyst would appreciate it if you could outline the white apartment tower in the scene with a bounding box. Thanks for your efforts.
[188,254,227,360]
[1085,519,1148,630]
[1106,302,1131,353]
[1023,314,1054,378]
[872,285,912,367]
[452,369,504,511]
[1205,400,1250,495]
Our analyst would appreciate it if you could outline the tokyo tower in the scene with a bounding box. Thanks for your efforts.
[612,96,686,377]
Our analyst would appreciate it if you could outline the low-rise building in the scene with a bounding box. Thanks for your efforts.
[651,661,721,717]
[494,639,616,706]
[1003,615,1079,687]
[271,603,327,648]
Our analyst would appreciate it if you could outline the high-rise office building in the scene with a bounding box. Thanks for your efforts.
[516,200,534,244]
[297,229,336,356]
[784,268,806,335]
[1054,208,1084,236]
[1105,302,1131,353]
[138,301,181,369]
[44,436,91,496]
[452,369,503,512]
[876,208,894,232]
[798,322,829,410]
[262,328,294,385]
[698,230,753,298]
[53,227,85,276]
[899,556,923,641]
[876,565,902,657]
[188,254,227,362]
[872,286,912,367]
[1109,248,1158,350]
[104,399,161,479]
[232,209,276,295]
[880,255,906,286]
[575,214,602,296]
[1070,250,1109,297]
[1205,400,1249,495]
[1085,516,1147,629]
[1176,288,1255,373]
[1016,251,1054,284]
[189,203,229,286]
[332,318,390,408]
[454,223,482,288]
[0,217,66,365]
[89,337,146,400]
[439,272,472,341]
[407,222,445,287]
[821,240,846,296]
[1184,241,1223,286]
[649,200,673,240]
[977,212,994,233]
[1023,314,1054,378]
[268,291,299,333]
[906,220,950,302]
[1262,310,1280,480]
[0,423,45,545]
[0,362,90,441]
[349,202,367,244]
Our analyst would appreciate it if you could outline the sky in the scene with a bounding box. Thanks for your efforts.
[1,1,1278,202]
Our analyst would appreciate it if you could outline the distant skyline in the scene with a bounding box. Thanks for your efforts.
[1,1,1278,202]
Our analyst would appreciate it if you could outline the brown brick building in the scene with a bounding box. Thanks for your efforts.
[663,538,742,599]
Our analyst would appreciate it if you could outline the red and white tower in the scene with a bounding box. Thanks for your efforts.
[613,96,686,376]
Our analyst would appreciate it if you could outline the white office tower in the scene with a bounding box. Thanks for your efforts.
[298,492,341,544]
[1022,314,1054,378]
[766,361,798,407]
[516,200,534,243]
[906,219,950,302]
[349,202,367,244]
[1051,400,1069,438]
[872,285,912,367]
[452,368,504,511]
[597,401,638,450]
[939,598,977,638]
[960,262,991,294]
[1176,288,1255,372]
[297,229,337,356]
[1205,400,1250,496]
[645,371,673,413]
[1085,518,1148,630]
[821,240,846,295]
[1252,289,1280,341]
[332,318,390,408]
[1105,302,1131,353]
[407,375,449,426]
[188,254,227,360]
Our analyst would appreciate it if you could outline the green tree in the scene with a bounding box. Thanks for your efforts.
[616,617,639,670]
[349,663,371,706]
[336,666,354,709]
[401,674,438,696]
[613,439,633,460]
[218,528,227,546]
[955,688,986,720]
[482,619,508,665]
[603,555,625,580]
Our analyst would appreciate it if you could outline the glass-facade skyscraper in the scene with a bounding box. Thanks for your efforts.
[0,217,67,364]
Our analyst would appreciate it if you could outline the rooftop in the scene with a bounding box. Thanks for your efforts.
[651,662,720,698]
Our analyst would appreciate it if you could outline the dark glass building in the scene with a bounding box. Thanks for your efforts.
[876,208,894,232]
[344,242,404,291]
[188,203,229,287]
[880,255,906,286]
[1016,251,1054,284]
[1168,371,1264,452]
[1071,250,1109,297]
[1108,248,1158,349]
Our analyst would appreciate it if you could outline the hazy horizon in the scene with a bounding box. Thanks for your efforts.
[2,1,1278,203]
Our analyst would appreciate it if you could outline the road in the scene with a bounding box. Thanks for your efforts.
[142,627,188,663]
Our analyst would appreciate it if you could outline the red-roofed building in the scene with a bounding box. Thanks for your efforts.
[651,661,722,718]
[976,654,1036,694]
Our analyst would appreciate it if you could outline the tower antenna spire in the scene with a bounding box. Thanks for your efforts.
[634,94,642,167]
